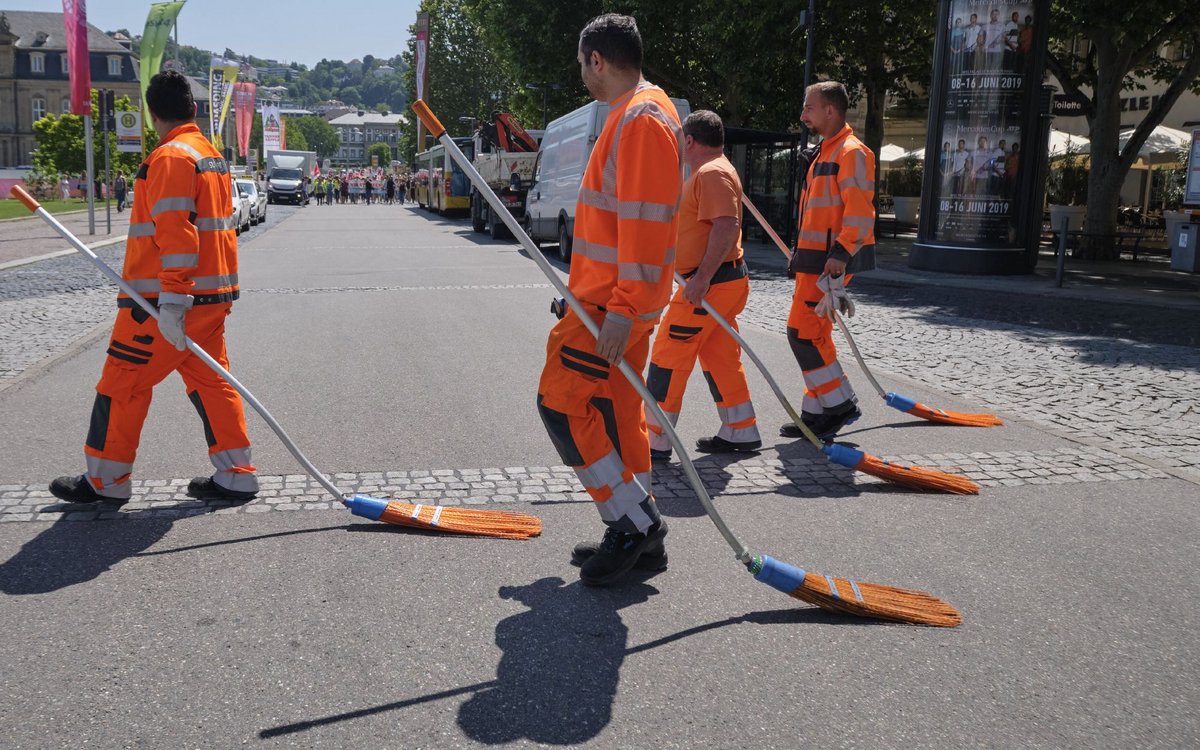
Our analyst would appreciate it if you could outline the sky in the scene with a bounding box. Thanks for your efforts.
[9,0,423,67]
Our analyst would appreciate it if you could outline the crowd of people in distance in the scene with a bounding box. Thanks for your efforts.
[306,168,420,206]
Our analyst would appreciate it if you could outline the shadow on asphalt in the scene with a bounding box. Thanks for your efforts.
[0,508,190,595]
[258,580,890,741]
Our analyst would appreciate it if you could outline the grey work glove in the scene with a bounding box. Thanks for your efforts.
[814,273,855,320]
[594,312,633,365]
[157,303,188,351]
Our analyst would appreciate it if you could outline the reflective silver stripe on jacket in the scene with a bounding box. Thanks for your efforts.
[806,195,843,209]
[192,273,238,290]
[161,253,199,269]
[618,262,663,283]
[838,150,873,191]
[617,200,675,223]
[195,156,229,174]
[125,277,162,293]
[152,196,196,216]
[797,229,830,244]
[127,222,155,237]
[161,139,204,160]
[578,187,618,212]
[196,215,236,231]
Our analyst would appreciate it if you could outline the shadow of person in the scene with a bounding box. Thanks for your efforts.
[458,576,657,745]
[654,451,747,518]
[0,505,206,595]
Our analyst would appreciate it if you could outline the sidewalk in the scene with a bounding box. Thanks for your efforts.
[742,232,1200,312]
[0,206,128,269]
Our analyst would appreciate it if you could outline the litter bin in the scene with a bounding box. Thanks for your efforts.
[1170,222,1200,273]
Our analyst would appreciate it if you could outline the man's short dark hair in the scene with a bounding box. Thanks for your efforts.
[146,70,195,122]
[806,81,849,116]
[579,14,642,71]
[683,110,724,147]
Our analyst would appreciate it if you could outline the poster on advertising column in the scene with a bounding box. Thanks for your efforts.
[928,0,1037,246]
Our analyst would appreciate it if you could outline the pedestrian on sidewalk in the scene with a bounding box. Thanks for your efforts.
[537,13,683,586]
[114,172,127,212]
[48,70,259,508]
[644,110,761,463]
[780,81,876,442]
[325,177,335,205]
[386,174,396,204]
[59,175,70,200]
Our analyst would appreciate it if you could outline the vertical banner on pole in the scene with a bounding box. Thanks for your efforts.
[415,11,430,153]
[139,2,186,118]
[234,82,257,157]
[61,0,91,115]
[262,103,282,159]
[911,0,1050,274]
[208,56,238,149]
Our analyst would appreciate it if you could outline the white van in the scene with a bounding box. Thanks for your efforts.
[525,96,690,261]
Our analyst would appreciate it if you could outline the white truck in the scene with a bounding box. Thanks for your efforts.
[525,97,691,260]
[469,113,539,239]
[265,150,316,205]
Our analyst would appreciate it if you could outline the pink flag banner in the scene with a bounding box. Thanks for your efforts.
[233,82,256,157]
[61,0,91,115]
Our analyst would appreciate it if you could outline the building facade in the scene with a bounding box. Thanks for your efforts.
[0,10,140,167]
[327,110,407,166]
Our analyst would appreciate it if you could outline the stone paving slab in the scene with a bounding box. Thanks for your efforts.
[740,276,1200,481]
[0,446,1167,523]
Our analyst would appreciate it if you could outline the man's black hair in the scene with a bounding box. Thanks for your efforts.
[146,70,195,123]
[579,14,642,71]
[683,110,724,148]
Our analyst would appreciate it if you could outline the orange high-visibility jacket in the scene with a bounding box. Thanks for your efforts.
[792,123,877,275]
[121,122,239,309]
[571,82,683,324]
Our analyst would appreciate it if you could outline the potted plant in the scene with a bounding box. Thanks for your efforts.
[1045,148,1089,233]
[889,155,923,224]
[1159,146,1190,244]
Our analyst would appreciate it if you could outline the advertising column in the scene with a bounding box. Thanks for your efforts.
[910,0,1050,274]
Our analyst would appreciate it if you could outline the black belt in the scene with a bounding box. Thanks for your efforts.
[683,258,746,284]
[118,290,240,308]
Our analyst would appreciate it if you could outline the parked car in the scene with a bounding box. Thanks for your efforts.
[230,175,251,235]
[237,179,267,226]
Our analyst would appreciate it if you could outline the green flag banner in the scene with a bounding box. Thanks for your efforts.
[139,1,186,117]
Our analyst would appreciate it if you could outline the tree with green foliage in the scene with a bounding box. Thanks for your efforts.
[368,142,393,166]
[286,116,340,158]
[282,120,309,151]
[1046,2,1200,246]
[399,0,512,161]
[31,91,152,178]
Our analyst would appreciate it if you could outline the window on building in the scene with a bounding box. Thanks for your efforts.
[31,53,45,73]
[60,55,70,74]
[61,98,71,114]
[108,57,122,76]
[32,97,47,121]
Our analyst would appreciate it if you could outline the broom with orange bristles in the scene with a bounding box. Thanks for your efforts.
[10,185,540,540]
[414,99,962,626]
[741,195,1003,428]
[680,271,978,495]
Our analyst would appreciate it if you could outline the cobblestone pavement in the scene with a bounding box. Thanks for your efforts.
[740,276,1200,481]
[0,445,1167,523]
[0,205,301,387]
[0,208,129,265]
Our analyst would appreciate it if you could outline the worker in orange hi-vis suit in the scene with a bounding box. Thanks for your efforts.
[536,14,683,586]
[780,80,877,443]
[48,70,259,508]
[644,110,761,463]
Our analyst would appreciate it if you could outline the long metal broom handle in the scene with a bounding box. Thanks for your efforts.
[10,186,349,504]
[739,194,888,399]
[412,102,751,563]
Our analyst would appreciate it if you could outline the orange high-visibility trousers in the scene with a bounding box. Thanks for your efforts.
[83,303,257,499]
[786,272,857,415]
[645,269,759,451]
[536,304,659,534]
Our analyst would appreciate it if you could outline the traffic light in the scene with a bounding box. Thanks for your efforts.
[100,89,116,130]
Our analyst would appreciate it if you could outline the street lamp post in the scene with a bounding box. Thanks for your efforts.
[525,82,562,128]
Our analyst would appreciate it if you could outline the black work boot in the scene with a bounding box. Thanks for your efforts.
[48,474,127,507]
[649,448,672,464]
[804,402,862,441]
[186,477,257,503]
[579,520,669,586]
[779,413,824,439]
[695,435,762,454]
[571,534,668,571]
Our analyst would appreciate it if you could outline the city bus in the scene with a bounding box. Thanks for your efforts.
[413,137,475,214]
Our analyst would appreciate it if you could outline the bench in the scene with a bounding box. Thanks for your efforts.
[1045,230,1167,261]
